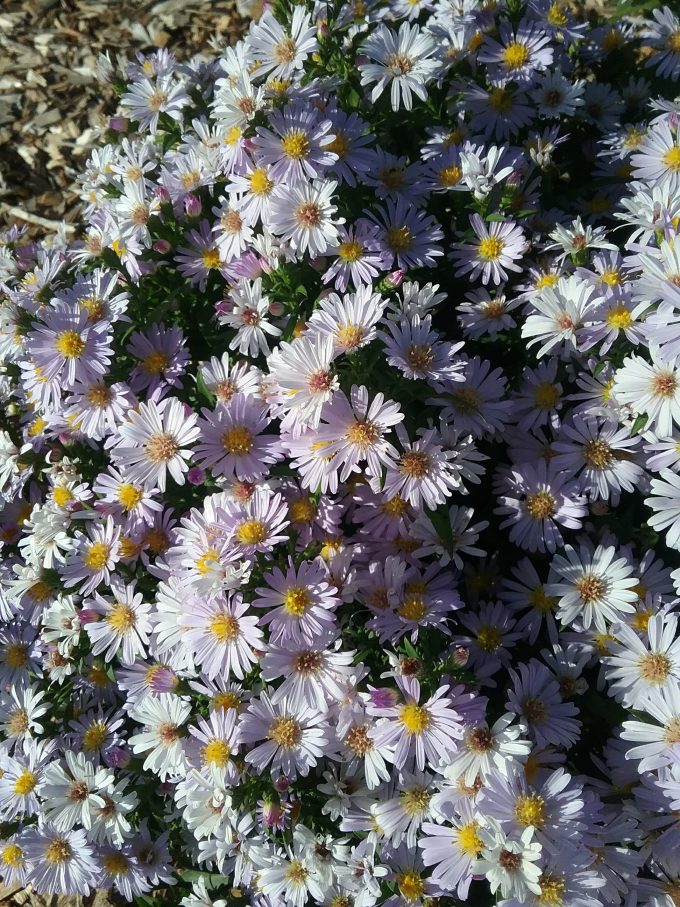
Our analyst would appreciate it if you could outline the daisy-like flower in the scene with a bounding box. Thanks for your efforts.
[381,315,464,383]
[187,708,241,783]
[369,676,465,771]
[418,800,483,900]
[261,632,354,712]
[613,347,680,438]
[506,660,581,747]
[383,426,460,509]
[253,558,339,644]
[194,394,282,481]
[546,543,638,633]
[219,277,282,358]
[181,594,263,681]
[551,416,642,503]
[119,75,188,133]
[253,103,336,183]
[22,823,100,896]
[110,398,200,492]
[83,579,152,665]
[308,286,385,356]
[604,613,680,707]
[269,180,344,256]
[631,118,680,186]
[315,385,403,483]
[478,20,554,85]
[494,461,588,554]
[443,713,531,787]
[452,214,526,286]
[41,751,113,831]
[268,333,339,429]
[62,516,121,597]
[240,691,328,779]
[322,221,389,291]
[621,682,680,772]
[646,468,680,548]
[127,323,189,394]
[369,197,444,270]
[93,467,163,530]
[248,7,318,81]
[257,829,326,907]
[0,742,48,820]
[28,306,112,391]
[474,822,542,901]
[218,489,290,554]
[129,695,191,781]
[0,685,49,746]
[359,22,439,111]
[175,221,228,291]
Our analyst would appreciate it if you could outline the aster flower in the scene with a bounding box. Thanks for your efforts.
[41,751,113,831]
[181,594,263,681]
[21,823,100,896]
[83,578,152,665]
[253,103,336,183]
[369,676,466,771]
[621,682,680,772]
[219,277,282,357]
[322,221,390,291]
[129,695,191,781]
[120,75,188,133]
[506,660,581,747]
[240,691,329,780]
[604,613,680,707]
[248,7,318,81]
[110,398,200,492]
[613,347,680,439]
[253,558,339,644]
[267,333,339,429]
[194,394,283,481]
[360,22,439,112]
[418,799,483,900]
[269,180,344,257]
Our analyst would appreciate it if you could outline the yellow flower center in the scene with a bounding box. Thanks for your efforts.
[53,486,74,507]
[117,483,143,511]
[537,871,566,906]
[250,168,274,195]
[398,594,428,622]
[202,249,222,270]
[478,236,504,261]
[141,350,169,375]
[667,31,680,52]
[503,42,530,69]
[55,330,85,358]
[221,425,254,455]
[236,519,268,546]
[45,839,72,865]
[547,2,568,25]
[400,786,430,815]
[477,624,502,652]
[514,792,546,828]
[530,586,556,613]
[5,643,28,669]
[107,603,136,633]
[145,432,179,463]
[583,438,613,469]
[346,419,379,448]
[326,132,350,157]
[87,384,113,407]
[398,871,426,902]
[607,305,632,329]
[196,549,219,575]
[84,542,111,571]
[336,324,365,350]
[639,652,672,684]
[208,613,241,643]
[439,165,462,186]
[663,147,680,172]
[103,852,129,875]
[576,574,607,603]
[268,716,302,748]
[526,491,555,520]
[337,240,363,263]
[213,691,241,711]
[386,225,413,252]
[534,383,560,409]
[489,87,512,113]
[83,721,108,750]
[290,498,316,523]
[284,587,311,616]
[281,130,310,159]
[399,703,431,735]
[7,708,29,736]
[202,739,231,766]
[285,861,309,884]
[457,821,483,856]
[13,770,37,796]
[400,450,430,478]
[1,844,23,867]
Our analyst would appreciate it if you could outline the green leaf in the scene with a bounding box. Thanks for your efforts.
[630,413,648,434]
[428,505,454,555]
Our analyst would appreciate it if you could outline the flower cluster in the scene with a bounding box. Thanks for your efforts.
[1,0,680,904]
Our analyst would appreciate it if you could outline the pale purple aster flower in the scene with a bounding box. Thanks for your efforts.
[429,355,512,439]
[218,489,290,554]
[268,332,339,429]
[461,84,533,140]
[269,179,344,256]
[383,426,460,509]
[120,75,188,133]
[62,516,121,597]
[418,799,482,900]
[63,380,136,442]
[92,467,163,531]
[98,845,152,901]
[604,613,680,708]
[248,7,318,81]
[219,277,282,357]
[261,632,355,712]
[0,740,48,820]
[109,398,200,492]
[128,696,190,781]
[452,214,526,286]
[322,221,390,291]
[211,196,254,263]
[181,594,263,681]
[381,315,465,383]
[369,676,466,771]
[175,220,228,291]
[308,285,386,356]
[28,306,112,390]
[506,660,581,747]
[84,578,152,665]
[359,22,439,112]
[127,323,189,393]
[21,824,99,896]
[186,708,241,783]
[240,691,329,779]
[194,394,283,481]
[315,384,403,483]
[621,682,680,772]
[613,346,680,439]
[252,103,336,183]
[324,106,375,187]
[546,543,638,633]
[494,460,588,554]
[478,20,554,85]
[253,558,339,644]
[368,197,444,270]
